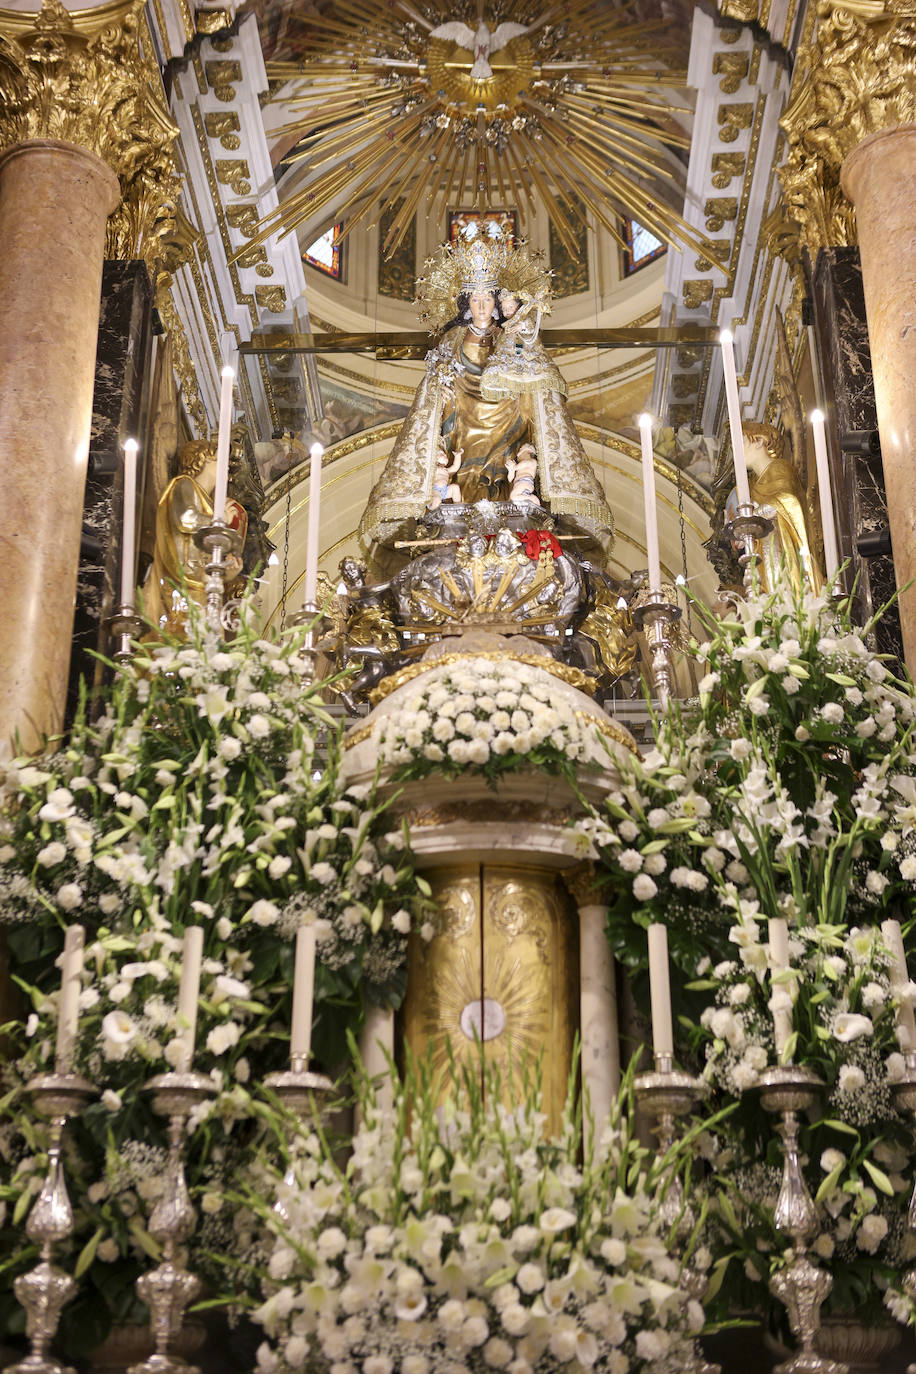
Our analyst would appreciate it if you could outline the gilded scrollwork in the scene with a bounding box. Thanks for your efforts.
[779,0,916,254]
[0,0,181,271]
[712,51,749,93]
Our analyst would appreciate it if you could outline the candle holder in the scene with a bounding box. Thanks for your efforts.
[285,600,321,682]
[106,605,145,663]
[632,592,682,713]
[264,1056,334,1222]
[724,502,775,591]
[193,521,241,634]
[635,1058,718,1374]
[890,1051,916,1307]
[754,1066,845,1374]
[128,1072,216,1374]
[4,1072,97,1374]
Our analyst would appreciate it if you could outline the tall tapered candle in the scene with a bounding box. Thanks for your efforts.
[647,923,674,1062]
[120,439,139,609]
[768,918,793,1059]
[810,410,840,580]
[176,926,204,1070]
[303,442,324,608]
[213,365,234,523]
[55,924,85,1071]
[882,919,916,1054]
[719,329,751,509]
[291,923,316,1062]
[639,413,662,593]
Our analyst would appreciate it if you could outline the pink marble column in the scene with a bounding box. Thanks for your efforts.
[841,126,916,675]
[0,139,119,758]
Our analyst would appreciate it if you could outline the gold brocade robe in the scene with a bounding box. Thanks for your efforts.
[750,458,823,593]
[440,327,534,504]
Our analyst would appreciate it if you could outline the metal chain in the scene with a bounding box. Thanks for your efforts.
[280,482,291,632]
[676,465,692,641]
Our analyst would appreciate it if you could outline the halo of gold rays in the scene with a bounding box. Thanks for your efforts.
[241,0,711,265]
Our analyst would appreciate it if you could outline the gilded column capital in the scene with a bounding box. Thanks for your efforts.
[779,0,916,253]
[0,0,180,266]
[562,861,605,910]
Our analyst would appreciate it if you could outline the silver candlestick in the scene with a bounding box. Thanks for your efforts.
[285,601,321,682]
[4,1072,96,1374]
[128,1072,216,1374]
[891,1051,916,1307]
[632,593,682,713]
[724,502,775,591]
[265,1054,334,1221]
[194,521,242,634]
[107,606,145,662]
[635,1057,719,1374]
[755,1066,847,1374]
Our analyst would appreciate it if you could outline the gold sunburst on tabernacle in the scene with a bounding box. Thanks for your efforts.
[243,0,708,264]
[420,945,548,1082]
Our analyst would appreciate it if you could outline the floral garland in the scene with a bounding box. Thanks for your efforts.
[371,657,598,787]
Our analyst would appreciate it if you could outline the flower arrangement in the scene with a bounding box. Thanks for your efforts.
[575,574,916,1330]
[371,657,603,788]
[0,594,429,1352]
[245,1055,707,1374]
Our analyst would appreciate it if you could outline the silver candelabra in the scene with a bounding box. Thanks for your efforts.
[632,592,682,713]
[107,606,145,662]
[128,1072,215,1374]
[193,521,242,634]
[4,1072,96,1374]
[755,1066,847,1374]
[285,600,321,682]
[635,1055,719,1374]
[724,502,775,592]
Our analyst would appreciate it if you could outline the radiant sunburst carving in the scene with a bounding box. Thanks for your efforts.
[244,0,708,265]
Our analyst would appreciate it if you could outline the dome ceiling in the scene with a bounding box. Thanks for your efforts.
[241,0,707,266]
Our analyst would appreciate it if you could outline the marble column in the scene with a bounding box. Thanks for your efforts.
[841,126,916,675]
[565,863,620,1156]
[0,139,118,758]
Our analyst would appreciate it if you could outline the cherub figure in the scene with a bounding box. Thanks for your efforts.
[505,445,540,507]
[428,447,463,510]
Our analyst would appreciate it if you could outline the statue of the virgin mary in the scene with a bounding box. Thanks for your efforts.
[358,223,614,565]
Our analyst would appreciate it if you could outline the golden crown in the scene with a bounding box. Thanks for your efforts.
[415,220,551,330]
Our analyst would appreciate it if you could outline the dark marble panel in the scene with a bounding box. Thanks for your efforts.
[811,248,901,662]
[67,261,153,723]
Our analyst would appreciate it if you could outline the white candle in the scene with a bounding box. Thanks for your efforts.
[120,439,139,610]
[303,442,325,608]
[55,924,85,1071]
[882,918,916,1054]
[291,923,316,1062]
[810,409,840,580]
[719,329,751,509]
[176,926,204,1071]
[768,918,793,1060]
[647,923,674,1062]
[638,413,662,594]
[213,365,235,523]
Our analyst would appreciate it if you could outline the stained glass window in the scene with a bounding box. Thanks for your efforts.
[303,224,343,278]
[622,218,665,275]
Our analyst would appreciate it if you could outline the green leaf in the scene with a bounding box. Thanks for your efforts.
[820,1118,861,1138]
[74,1227,104,1278]
[862,1159,894,1196]
[815,1165,843,1204]
[13,1189,31,1227]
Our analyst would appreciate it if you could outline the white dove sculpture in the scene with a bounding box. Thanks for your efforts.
[429,18,531,79]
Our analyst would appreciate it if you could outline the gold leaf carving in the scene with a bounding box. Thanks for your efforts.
[215,157,250,194]
[204,58,240,101]
[226,202,259,237]
[704,195,738,231]
[711,151,745,187]
[236,242,268,270]
[712,50,749,93]
[196,8,231,34]
[717,101,753,142]
[682,279,714,309]
[0,0,179,236]
[779,2,916,253]
[256,284,287,313]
